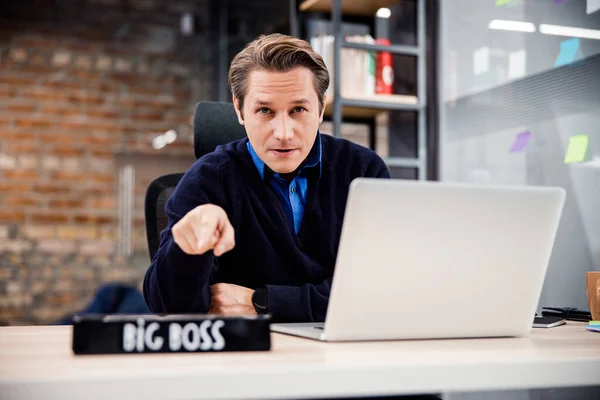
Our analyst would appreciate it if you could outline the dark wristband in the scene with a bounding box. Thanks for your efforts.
[251,287,268,314]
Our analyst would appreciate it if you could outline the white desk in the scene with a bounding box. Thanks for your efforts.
[1,323,599,399]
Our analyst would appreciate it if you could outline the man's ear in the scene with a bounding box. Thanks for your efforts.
[319,94,327,124]
[232,96,244,125]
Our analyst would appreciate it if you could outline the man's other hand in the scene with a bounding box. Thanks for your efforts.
[172,204,235,256]
[208,283,257,316]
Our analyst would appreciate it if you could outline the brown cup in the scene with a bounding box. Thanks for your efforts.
[586,271,600,321]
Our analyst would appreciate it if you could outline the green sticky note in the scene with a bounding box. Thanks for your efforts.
[564,134,591,164]
[496,0,518,6]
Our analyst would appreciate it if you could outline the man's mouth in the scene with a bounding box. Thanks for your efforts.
[272,149,296,154]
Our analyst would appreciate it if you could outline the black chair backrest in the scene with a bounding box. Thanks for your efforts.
[145,173,184,261]
[145,101,247,261]
[193,100,247,159]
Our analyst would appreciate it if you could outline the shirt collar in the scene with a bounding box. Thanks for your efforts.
[247,131,322,181]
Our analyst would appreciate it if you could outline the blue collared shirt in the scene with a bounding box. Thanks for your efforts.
[247,132,322,234]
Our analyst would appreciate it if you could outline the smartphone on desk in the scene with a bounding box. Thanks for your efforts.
[533,316,566,328]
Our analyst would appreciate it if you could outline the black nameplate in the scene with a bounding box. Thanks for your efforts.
[72,314,271,355]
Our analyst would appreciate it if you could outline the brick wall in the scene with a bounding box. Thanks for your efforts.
[0,0,211,325]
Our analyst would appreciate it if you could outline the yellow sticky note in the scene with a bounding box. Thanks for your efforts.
[564,134,590,164]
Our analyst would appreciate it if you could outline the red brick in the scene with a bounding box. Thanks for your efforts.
[80,135,116,145]
[33,184,71,194]
[8,104,37,113]
[49,199,85,208]
[90,197,118,209]
[0,130,36,140]
[39,132,76,144]
[23,89,66,102]
[130,112,164,122]
[0,182,30,192]
[119,125,139,134]
[0,86,15,98]
[71,70,101,81]
[116,97,137,109]
[163,142,190,151]
[4,196,39,207]
[92,173,114,183]
[50,145,86,157]
[2,170,38,180]
[107,71,140,83]
[61,121,120,131]
[74,215,116,225]
[14,65,56,75]
[0,211,25,222]
[95,82,119,92]
[86,109,120,119]
[57,226,96,239]
[86,186,112,196]
[0,75,36,85]
[51,171,88,181]
[46,293,78,305]
[66,92,105,105]
[14,119,53,129]
[31,213,70,224]
[166,114,192,125]
[91,148,113,158]
[44,80,82,90]
[39,106,83,117]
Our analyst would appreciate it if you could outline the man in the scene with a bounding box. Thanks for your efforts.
[143,33,390,322]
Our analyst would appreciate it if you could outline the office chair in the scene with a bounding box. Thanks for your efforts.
[144,101,247,261]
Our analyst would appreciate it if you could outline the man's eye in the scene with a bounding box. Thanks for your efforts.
[292,106,306,113]
[257,108,271,114]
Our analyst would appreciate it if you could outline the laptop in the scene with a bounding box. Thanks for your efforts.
[271,178,566,342]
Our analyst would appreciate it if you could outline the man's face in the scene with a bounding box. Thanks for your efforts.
[233,67,325,176]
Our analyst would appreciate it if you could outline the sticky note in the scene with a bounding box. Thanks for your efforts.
[555,38,580,67]
[555,0,566,4]
[564,134,591,164]
[588,0,600,14]
[510,131,531,153]
[586,325,600,332]
[496,0,519,6]
[508,50,526,79]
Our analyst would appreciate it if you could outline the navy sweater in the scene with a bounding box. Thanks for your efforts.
[143,134,390,322]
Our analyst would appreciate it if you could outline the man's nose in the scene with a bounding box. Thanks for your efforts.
[273,115,294,141]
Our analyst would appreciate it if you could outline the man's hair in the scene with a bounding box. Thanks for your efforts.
[228,33,330,117]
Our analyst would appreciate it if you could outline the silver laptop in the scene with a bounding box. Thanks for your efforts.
[271,178,566,341]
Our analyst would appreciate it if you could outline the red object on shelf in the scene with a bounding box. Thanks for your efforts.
[375,39,393,94]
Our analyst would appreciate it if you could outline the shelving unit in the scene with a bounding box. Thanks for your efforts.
[300,0,403,16]
[324,93,418,119]
[296,0,428,180]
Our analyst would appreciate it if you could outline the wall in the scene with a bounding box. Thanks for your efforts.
[439,0,600,310]
[0,0,211,325]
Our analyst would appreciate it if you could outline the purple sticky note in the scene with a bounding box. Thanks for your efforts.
[555,0,565,4]
[510,131,531,153]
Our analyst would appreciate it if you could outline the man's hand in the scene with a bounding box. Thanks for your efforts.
[172,204,235,256]
[208,283,256,316]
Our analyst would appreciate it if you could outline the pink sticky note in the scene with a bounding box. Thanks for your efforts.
[510,131,531,153]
